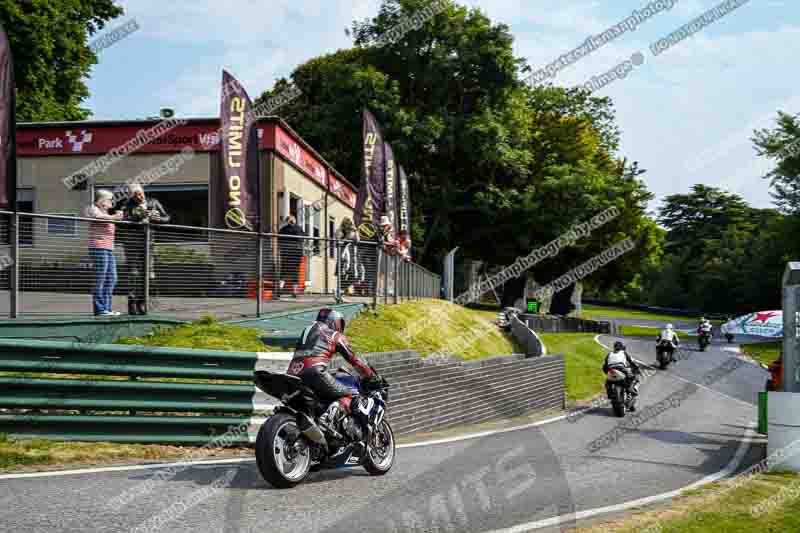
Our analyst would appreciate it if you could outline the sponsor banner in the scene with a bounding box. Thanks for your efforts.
[217,70,259,231]
[0,21,14,208]
[354,109,386,239]
[272,125,326,187]
[398,164,411,233]
[17,124,223,156]
[384,142,398,238]
[327,173,357,209]
[722,310,783,338]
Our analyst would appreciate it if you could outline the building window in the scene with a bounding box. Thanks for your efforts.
[106,184,208,243]
[312,207,321,256]
[47,215,78,237]
[329,217,336,258]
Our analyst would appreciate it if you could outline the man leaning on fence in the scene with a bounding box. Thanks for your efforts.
[278,215,305,298]
[112,184,170,315]
[84,189,123,316]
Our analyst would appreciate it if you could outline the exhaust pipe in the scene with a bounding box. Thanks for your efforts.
[298,413,328,447]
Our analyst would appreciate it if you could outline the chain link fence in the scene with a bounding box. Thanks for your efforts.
[0,211,442,320]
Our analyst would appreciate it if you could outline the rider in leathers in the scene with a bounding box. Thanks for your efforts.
[657,323,680,360]
[603,341,641,401]
[286,308,380,437]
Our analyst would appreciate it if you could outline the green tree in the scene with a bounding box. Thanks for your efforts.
[753,110,800,214]
[257,0,660,312]
[0,0,124,121]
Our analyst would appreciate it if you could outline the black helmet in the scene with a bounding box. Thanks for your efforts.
[316,308,345,333]
[613,341,625,352]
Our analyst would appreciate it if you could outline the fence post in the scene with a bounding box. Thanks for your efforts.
[256,234,264,317]
[143,222,151,314]
[9,213,18,318]
[373,246,380,310]
[383,249,389,305]
[335,239,341,302]
[393,255,399,305]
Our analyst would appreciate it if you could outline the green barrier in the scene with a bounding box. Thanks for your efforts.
[759,391,768,434]
[0,338,284,444]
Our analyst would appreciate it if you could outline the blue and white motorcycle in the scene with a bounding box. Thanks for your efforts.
[253,365,394,488]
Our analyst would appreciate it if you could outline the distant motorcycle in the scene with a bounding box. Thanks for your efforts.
[253,366,394,488]
[698,330,712,352]
[606,366,637,417]
[656,339,676,370]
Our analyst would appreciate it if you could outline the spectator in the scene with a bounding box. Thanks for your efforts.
[337,217,363,296]
[113,183,170,315]
[397,229,412,262]
[84,189,123,316]
[278,215,305,297]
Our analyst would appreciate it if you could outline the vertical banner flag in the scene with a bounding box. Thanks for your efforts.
[216,70,259,231]
[354,109,385,240]
[0,21,15,209]
[383,142,397,239]
[398,165,411,235]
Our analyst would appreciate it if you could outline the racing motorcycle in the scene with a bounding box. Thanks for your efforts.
[656,339,676,370]
[606,366,637,417]
[698,330,712,352]
[253,365,394,488]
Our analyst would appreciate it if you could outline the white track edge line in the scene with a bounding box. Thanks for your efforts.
[483,423,759,532]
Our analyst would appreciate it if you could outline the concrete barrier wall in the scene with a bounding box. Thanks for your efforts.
[347,351,565,436]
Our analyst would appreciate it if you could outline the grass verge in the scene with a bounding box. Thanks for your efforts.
[577,471,800,533]
[741,341,781,366]
[0,433,250,473]
[619,325,662,337]
[346,299,517,359]
[538,332,607,404]
[579,304,722,325]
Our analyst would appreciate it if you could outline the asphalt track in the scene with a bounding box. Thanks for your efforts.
[0,334,769,533]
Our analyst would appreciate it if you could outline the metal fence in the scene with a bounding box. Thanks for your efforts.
[0,211,442,320]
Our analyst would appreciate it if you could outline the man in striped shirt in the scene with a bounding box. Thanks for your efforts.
[84,189,123,316]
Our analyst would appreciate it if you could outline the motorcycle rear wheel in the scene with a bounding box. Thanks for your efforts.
[610,386,625,417]
[363,420,395,476]
[255,413,311,488]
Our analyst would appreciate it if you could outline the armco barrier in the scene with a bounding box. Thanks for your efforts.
[0,340,565,443]
[510,315,546,357]
[581,298,728,320]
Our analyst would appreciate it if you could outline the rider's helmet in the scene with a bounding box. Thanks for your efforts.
[666,323,673,330]
[699,316,705,322]
[613,341,625,352]
[316,308,346,333]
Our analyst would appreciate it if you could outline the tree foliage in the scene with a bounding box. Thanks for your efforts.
[753,110,800,214]
[0,0,124,121]
[256,0,659,310]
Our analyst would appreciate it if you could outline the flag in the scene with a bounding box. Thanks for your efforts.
[0,21,15,210]
[354,109,386,240]
[383,142,398,240]
[215,70,259,231]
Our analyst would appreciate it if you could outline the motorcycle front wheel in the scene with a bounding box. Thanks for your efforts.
[255,412,311,488]
[363,420,395,476]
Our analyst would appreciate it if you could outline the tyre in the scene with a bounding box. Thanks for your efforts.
[363,420,395,476]
[658,351,668,370]
[255,412,311,488]
[610,386,625,417]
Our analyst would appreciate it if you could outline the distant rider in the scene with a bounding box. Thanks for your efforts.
[698,317,713,337]
[658,323,680,347]
[603,341,641,401]
[286,308,381,437]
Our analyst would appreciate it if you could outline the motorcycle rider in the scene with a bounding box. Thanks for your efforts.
[286,308,382,439]
[698,317,713,338]
[657,323,680,361]
[603,341,641,403]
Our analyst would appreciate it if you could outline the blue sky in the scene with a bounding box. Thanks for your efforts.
[84,0,798,214]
